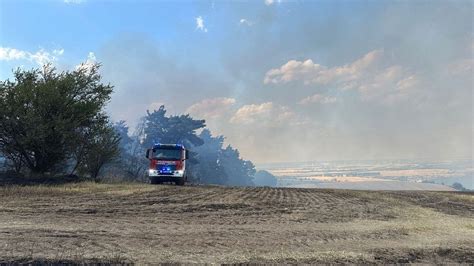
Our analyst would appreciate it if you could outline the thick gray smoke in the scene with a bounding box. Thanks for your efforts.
[98,1,472,163]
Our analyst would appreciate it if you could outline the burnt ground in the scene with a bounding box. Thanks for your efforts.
[0,183,472,264]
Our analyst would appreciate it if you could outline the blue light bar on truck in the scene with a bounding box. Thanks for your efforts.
[153,143,184,149]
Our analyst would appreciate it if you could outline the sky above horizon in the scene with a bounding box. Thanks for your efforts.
[1,0,472,164]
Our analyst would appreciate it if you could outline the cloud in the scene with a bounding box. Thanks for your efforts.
[447,58,473,77]
[75,52,97,72]
[230,102,300,126]
[264,50,383,85]
[264,0,274,6]
[30,50,61,66]
[0,47,27,60]
[0,46,64,66]
[186,97,236,119]
[53,49,64,56]
[264,0,282,5]
[230,102,273,124]
[239,19,253,26]
[195,16,208,32]
[299,94,338,105]
[87,51,96,61]
[264,50,420,103]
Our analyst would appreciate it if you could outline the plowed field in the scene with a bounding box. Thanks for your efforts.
[0,183,472,263]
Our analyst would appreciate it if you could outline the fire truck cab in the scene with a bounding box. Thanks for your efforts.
[145,144,188,185]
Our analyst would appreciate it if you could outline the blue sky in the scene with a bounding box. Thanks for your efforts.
[0,0,383,77]
[1,1,217,70]
[1,0,472,163]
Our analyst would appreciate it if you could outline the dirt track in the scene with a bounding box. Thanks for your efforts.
[0,183,473,263]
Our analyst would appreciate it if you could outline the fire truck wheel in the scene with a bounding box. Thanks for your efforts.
[176,177,185,186]
[150,177,161,185]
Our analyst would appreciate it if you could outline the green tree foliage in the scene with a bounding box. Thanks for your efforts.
[190,129,255,186]
[220,145,255,186]
[141,106,206,179]
[190,129,228,184]
[114,120,133,149]
[140,106,255,185]
[112,120,148,180]
[76,121,120,179]
[143,105,205,148]
[0,64,117,176]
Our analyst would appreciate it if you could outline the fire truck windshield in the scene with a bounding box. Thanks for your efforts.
[152,148,183,160]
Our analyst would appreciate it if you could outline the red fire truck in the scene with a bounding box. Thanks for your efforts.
[145,144,189,185]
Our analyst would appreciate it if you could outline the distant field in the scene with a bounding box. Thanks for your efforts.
[287,181,456,191]
[0,182,473,263]
[263,159,473,190]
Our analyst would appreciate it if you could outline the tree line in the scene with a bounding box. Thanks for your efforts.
[0,64,276,186]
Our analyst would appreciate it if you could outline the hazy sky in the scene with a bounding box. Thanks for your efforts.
[1,0,472,163]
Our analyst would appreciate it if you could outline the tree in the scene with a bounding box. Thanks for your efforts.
[220,145,255,186]
[143,105,205,148]
[253,170,278,187]
[0,64,115,175]
[141,105,205,180]
[135,106,257,186]
[451,182,466,191]
[1,148,23,174]
[182,128,255,186]
[77,121,120,179]
[111,119,148,180]
[190,129,228,184]
[114,120,133,150]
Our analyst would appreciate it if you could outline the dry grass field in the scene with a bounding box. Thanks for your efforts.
[0,182,473,264]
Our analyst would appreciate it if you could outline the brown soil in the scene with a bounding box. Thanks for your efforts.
[0,183,472,264]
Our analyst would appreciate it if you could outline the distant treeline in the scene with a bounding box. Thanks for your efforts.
[0,64,276,186]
